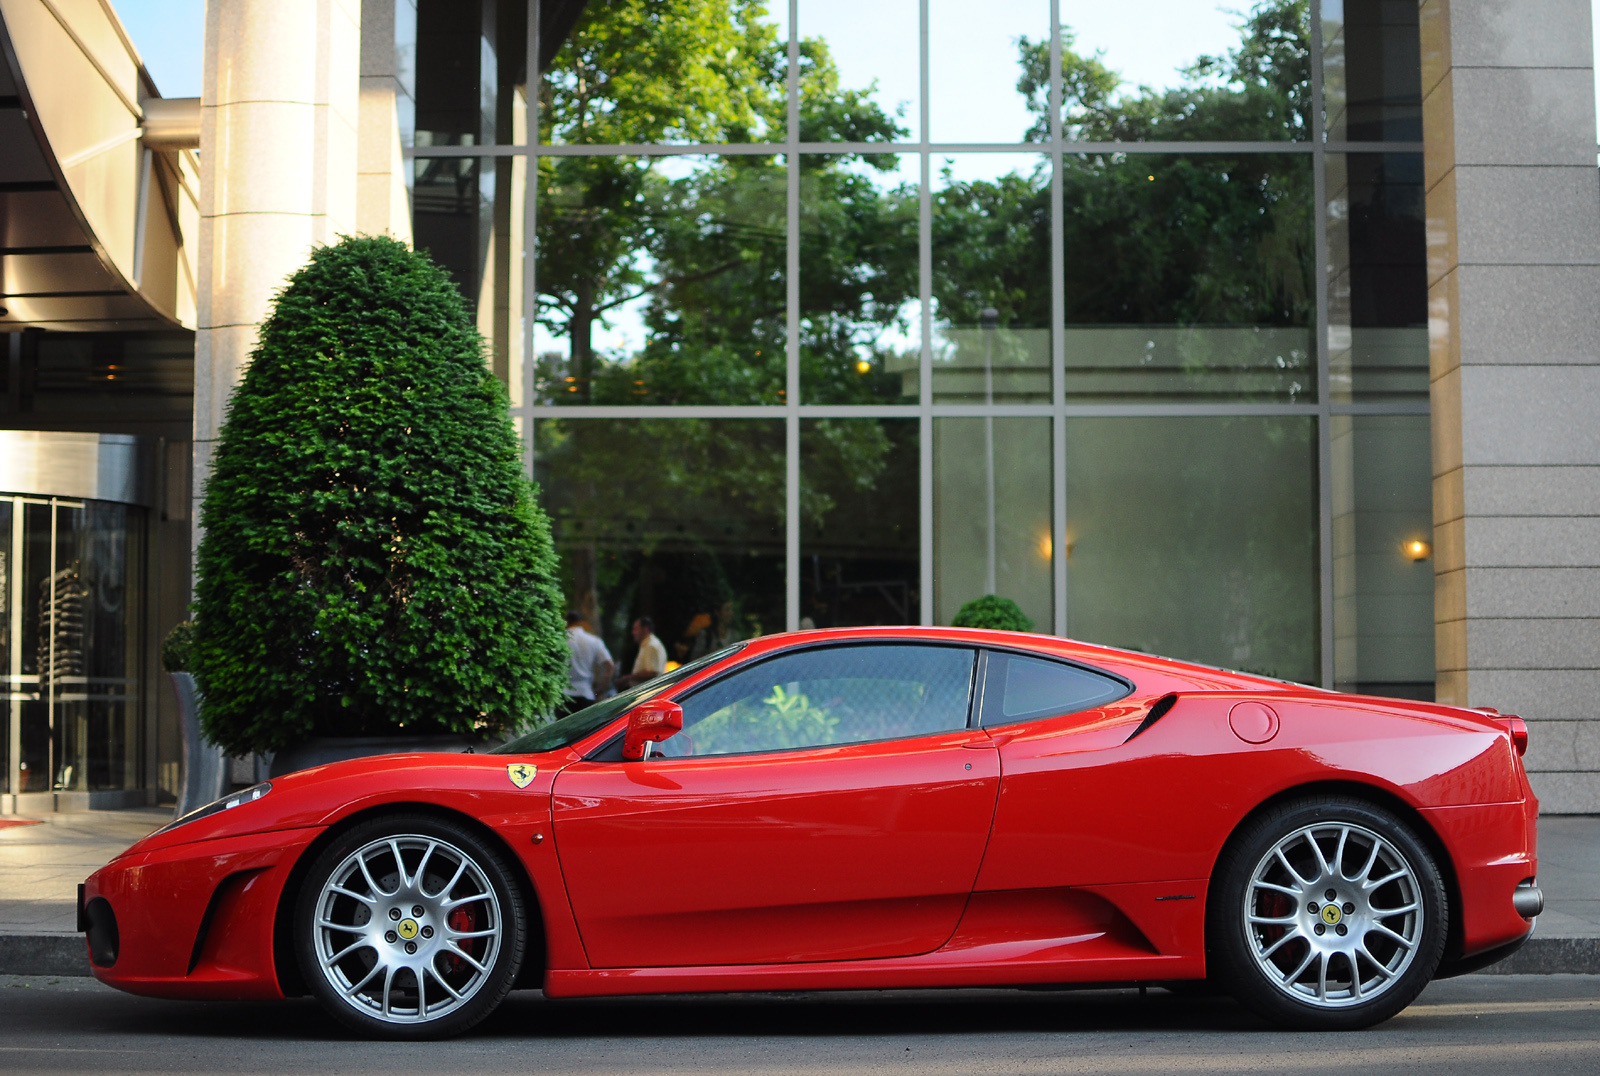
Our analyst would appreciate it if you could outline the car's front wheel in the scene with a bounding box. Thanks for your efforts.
[294,813,525,1039]
[1209,796,1447,1030]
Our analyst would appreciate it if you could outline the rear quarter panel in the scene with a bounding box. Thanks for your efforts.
[976,690,1521,893]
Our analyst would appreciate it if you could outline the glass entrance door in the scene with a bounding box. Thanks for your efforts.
[4,496,143,801]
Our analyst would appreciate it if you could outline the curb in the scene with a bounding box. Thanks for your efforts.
[1474,936,1600,976]
[0,933,90,976]
[1,931,1596,980]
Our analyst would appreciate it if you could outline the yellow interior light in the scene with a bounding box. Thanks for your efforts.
[856,359,872,374]
[1038,532,1053,561]
[1404,539,1431,561]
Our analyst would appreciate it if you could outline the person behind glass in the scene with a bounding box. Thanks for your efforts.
[689,599,744,660]
[561,611,614,717]
[615,616,667,690]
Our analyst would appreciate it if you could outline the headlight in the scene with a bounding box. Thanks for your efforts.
[156,782,272,835]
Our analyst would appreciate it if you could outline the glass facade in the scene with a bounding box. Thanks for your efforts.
[2,496,145,798]
[406,0,1432,695]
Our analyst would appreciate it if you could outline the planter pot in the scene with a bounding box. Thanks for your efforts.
[267,734,483,778]
[173,672,230,816]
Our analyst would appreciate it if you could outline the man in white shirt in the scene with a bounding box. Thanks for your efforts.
[616,616,667,690]
[562,611,614,717]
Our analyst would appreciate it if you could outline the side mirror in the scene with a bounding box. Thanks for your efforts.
[621,699,683,761]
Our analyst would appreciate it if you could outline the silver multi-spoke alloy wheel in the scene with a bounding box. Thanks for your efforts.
[1211,797,1446,1030]
[312,833,503,1025]
[1244,821,1422,1008]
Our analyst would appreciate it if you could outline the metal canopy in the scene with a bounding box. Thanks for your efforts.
[0,0,197,334]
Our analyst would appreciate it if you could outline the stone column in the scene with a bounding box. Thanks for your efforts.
[357,0,414,240]
[193,0,363,533]
[1422,0,1600,812]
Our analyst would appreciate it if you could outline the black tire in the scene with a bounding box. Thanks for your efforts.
[1208,796,1447,1030]
[293,813,525,1039]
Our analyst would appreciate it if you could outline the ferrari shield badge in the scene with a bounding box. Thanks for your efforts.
[506,763,537,789]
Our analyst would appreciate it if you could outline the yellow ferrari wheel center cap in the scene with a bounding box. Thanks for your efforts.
[1321,904,1342,926]
[398,918,420,940]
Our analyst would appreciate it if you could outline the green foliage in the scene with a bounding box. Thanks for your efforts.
[191,236,568,756]
[161,620,194,673]
[952,595,1036,633]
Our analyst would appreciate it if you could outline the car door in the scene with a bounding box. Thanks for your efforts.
[551,642,998,969]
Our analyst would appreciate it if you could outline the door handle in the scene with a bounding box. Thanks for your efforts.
[960,737,997,750]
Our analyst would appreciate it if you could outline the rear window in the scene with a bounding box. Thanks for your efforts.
[979,651,1131,726]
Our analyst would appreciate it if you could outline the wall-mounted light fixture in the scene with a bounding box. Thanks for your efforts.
[1403,539,1431,561]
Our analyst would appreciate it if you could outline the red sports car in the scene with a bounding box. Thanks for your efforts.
[81,628,1541,1038]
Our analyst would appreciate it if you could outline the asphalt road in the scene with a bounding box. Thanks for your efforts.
[2,974,1597,1075]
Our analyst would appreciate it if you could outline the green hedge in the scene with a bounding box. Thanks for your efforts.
[951,595,1035,633]
[192,236,567,755]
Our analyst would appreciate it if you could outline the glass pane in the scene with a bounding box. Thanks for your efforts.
[979,652,1130,725]
[535,154,786,405]
[409,0,524,147]
[1331,415,1434,699]
[1065,416,1319,684]
[1322,0,1422,142]
[541,2,786,145]
[800,0,919,142]
[800,153,919,403]
[665,644,975,756]
[20,502,48,792]
[933,417,1053,631]
[801,419,920,628]
[1062,153,1315,401]
[931,155,1052,404]
[43,502,140,793]
[535,419,784,674]
[412,152,531,392]
[1055,0,1311,141]
[929,0,1048,143]
[1327,153,1427,401]
[0,499,9,794]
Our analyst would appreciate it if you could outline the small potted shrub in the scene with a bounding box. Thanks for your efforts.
[951,594,1035,633]
[191,236,567,773]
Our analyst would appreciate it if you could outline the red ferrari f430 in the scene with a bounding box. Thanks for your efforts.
[81,628,1541,1038]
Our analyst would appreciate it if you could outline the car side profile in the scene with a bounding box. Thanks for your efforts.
[81,627,1540,1039]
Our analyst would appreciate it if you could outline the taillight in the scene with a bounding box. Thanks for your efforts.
[1499,715,1528,756]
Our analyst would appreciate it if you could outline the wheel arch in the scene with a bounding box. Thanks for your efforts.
[1203,779,1466,970]
[270,801,547,997]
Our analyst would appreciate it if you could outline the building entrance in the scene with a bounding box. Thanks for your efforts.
[2,496,145,810]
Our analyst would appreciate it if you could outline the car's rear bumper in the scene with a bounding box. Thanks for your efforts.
[82,826,323,1000]
[1421,800,1538,961]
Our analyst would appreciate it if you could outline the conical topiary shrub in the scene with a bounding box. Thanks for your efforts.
[192,235,567,756]
[951,594,1035,633]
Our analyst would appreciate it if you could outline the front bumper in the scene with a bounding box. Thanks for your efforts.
[82,826,323,1000]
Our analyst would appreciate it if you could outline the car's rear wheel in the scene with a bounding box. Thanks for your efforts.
[294,813,525,1039]
[1209,796,1446,1030]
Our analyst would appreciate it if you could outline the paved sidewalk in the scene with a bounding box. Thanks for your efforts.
[0,807,1594,974]
[0,809,172,933]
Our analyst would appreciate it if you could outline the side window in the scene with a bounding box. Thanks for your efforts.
[979,652,1130,726]
[659,645,976,758]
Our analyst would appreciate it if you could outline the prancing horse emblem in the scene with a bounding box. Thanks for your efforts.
[506,763,537,789]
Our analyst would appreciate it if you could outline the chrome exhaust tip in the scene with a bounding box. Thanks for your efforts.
[1512,879,1544,920]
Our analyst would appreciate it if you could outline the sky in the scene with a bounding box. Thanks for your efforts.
[113,0,204,98]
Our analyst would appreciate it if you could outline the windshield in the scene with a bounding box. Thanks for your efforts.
[491,643,747,755]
